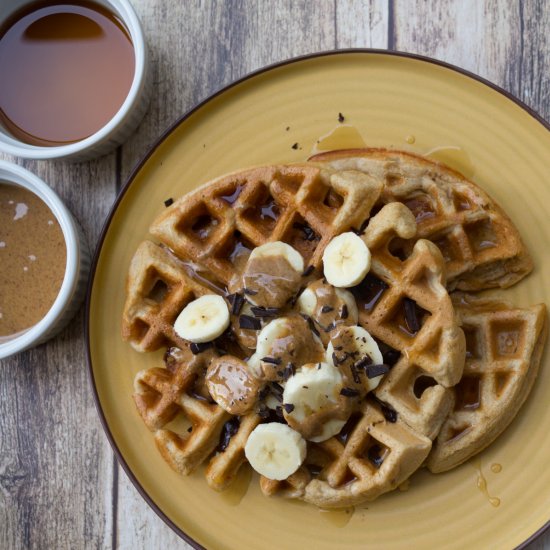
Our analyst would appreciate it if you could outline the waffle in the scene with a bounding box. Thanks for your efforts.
[148,164,383,293]
[260,400,431,508]
[427,293,548,473]
[310,148,533,292]
[352,202,466,439]
[133,344,230,475]
[122,240,213,352]
[122,159,544,509]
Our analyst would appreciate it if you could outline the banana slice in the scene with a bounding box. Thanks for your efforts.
[245,422,307,480]
[255,316,325,380]
[282,362,349,442]
[326,325,385,393]
[322,232,371,288]
[242,241,304,308]
[174,294,230,343]
[297,280,358,328]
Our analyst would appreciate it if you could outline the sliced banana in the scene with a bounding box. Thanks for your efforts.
[297,283,359,324]
[255,316,325,380]
[250,241,304,271]
[245,422,307,480]
[322,232,371,288]
[242,241,304,308]
[174,294,230,343]
[282,362,348,442]
[326,325,385,393]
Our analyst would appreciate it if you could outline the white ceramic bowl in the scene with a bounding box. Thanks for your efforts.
[0,0,151,161]
[0,161,90,359]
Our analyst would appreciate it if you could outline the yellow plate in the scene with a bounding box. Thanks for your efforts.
[87,51,550,549]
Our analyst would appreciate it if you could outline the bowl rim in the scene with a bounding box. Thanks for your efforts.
[85,49,550,550]
[0,160,81,359]
[0,0,147,160]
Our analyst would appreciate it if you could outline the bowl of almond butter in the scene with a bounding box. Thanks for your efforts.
[0,160,90,359]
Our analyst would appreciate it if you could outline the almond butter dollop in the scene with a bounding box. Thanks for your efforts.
[206,355,261,415]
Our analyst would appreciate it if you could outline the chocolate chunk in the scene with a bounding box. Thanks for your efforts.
[338,112,345,123]
[300,313,320,338]
[251,306,279,318]
[366,364,390,379]
[283,403,295,413]
[321,305,334,314]
[350,364,360,384]
[275,405,285,419]
[340,387,359,397]
[227,293,245,315]
[340,304,349,319]
[354,355,373,370]
[164,198,174,207]
[302,265,314,277]
[258,385,270,401]
[380,403,398,423]
[239,315,261,330]
[261,356,282,365]
[291,142,299,150]
[292,222,318,242]
[379,343,400,366]
[283,363,295,380]
[190,341,213,355]
[404,297,420,333]
[217,417,240,452]
[367,444,384,467]
[271,381,284,395]
[258,405,270,419]
[187,426,193,433]
[243,288,258,296]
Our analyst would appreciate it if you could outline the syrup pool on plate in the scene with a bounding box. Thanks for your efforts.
[0,184,66,342]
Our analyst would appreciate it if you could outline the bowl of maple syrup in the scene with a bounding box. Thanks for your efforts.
[0,0,150,161]
[0,160,90,359]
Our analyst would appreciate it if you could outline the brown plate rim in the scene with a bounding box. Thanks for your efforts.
[84,48,550,550]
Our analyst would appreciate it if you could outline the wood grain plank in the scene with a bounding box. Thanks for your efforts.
[335,0,388,48]
[0,152,117,549]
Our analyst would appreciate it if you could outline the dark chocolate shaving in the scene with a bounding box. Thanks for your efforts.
[366,364,390,379]
[164,198,174,207]
[243,288,258,296]
[302,265,314,277]
[354,355,373,370]
[340,304,349,319]
[258,405,271,419]
[261,356,282,365]
[292,222,319,242]
[258,385,270,401]
[300,314,320,337]
[380,403,398,423]
[271,382,284,395]
[340,387,360,397]
[291,142,299,150]
[338,112,345,123]
[404,297,420,333]
[239,315,261,330]
[283,363,295,380]
[283,403,295,414]
[217,417,240,452]
[321,305,334,314]
[251,306,279,318]
[350,364,360,384]
[187,426,193,433]
[190,342,213,355]
[227,293,245,315]
[367,444,384,467]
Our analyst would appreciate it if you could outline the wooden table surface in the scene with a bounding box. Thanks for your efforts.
[1,1,549,548]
